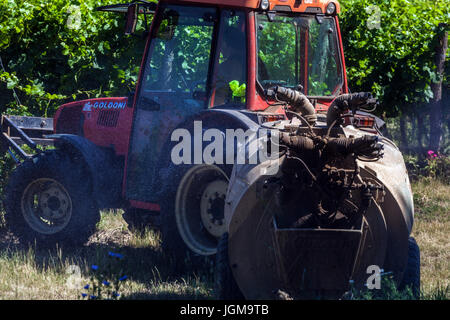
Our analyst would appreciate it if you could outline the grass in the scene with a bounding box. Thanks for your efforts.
[0,211,214,300]
[0,178,448,300]
[410,178,449,299]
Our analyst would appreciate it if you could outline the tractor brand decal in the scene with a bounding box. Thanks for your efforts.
[82,101,126,112]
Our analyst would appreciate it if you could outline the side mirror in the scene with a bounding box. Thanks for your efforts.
[125,4,138,35]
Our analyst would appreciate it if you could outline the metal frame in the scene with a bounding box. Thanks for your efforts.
[0,115,53,162]
[96,1,157,14]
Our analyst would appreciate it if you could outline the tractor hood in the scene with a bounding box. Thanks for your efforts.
[53,97,133,156]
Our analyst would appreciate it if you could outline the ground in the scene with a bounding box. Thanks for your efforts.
[0,178,448,300]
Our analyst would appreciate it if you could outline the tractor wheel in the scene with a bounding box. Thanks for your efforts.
[160,164,230,263]
[399,237,421,298]
[4,150,100,247]
[214,233,244,300]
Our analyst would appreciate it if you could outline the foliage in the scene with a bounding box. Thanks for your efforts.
[0,0,447,119]
[339,0,449,117]
[424,151,450,183]
[404,152,450,183]
[229,80,246,103]
[0,154,15,215]
[347,274,417,300]
[0,0,151,117]
[349,274,449,300]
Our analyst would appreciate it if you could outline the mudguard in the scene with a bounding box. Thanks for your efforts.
[156,108,261,197]
[343,126,413,280]
[47,134,124,209]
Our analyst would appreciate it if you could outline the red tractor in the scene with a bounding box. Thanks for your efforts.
[1,0,419,299]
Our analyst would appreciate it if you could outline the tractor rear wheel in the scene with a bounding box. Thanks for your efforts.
[160,164,229,263]
[4,150,100,247]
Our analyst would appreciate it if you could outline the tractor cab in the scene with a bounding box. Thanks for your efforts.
[98,0,346,112]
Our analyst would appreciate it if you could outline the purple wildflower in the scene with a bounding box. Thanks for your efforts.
[119,275,128,281]
[108,251,124,259]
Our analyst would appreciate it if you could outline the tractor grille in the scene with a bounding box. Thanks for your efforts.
[97,110,120,127]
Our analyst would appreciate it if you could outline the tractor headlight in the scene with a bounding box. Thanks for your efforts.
[326,2,336,15]
[260,0,270,10]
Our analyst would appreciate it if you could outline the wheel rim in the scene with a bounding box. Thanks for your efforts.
[200,180,228,238]
[175,165,229,256]
[21,178,72,235]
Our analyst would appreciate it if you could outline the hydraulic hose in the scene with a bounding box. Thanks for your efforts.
[326,92,376,127]
[268,86,317,125]
[280,132,383,159]
[325,135,384,159]
[280,133,315,151]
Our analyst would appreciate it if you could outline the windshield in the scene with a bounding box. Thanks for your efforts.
[257,13,343,97]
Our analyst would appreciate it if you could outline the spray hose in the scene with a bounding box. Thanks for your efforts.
[266,86,317,125]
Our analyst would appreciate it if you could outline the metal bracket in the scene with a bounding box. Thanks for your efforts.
[0,115,54,163]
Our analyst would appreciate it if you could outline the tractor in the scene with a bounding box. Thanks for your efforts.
[0,0,419,299]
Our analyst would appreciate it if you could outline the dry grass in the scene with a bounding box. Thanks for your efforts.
[0,178,447,300]
[0,210,213,300]
[410,178,449,298]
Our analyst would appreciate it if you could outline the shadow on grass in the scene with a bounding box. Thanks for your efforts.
[0,225,215,300]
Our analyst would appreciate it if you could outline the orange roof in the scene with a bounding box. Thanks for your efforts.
[175,0,341,14]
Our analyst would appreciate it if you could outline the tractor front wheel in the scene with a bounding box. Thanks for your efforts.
[4,150,100,247]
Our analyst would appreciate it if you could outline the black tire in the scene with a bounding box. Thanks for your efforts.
[160,167,191,259]
[214,233,244,300]
[159,165,205,266]
[3,150,100,247]
[399,237,421,298]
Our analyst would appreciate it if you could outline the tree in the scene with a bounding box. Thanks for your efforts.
[339,0,449,151]
[429,23,448,151]
[0,0,150,117]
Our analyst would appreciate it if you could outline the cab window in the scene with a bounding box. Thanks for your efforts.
[211,10,247,107]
